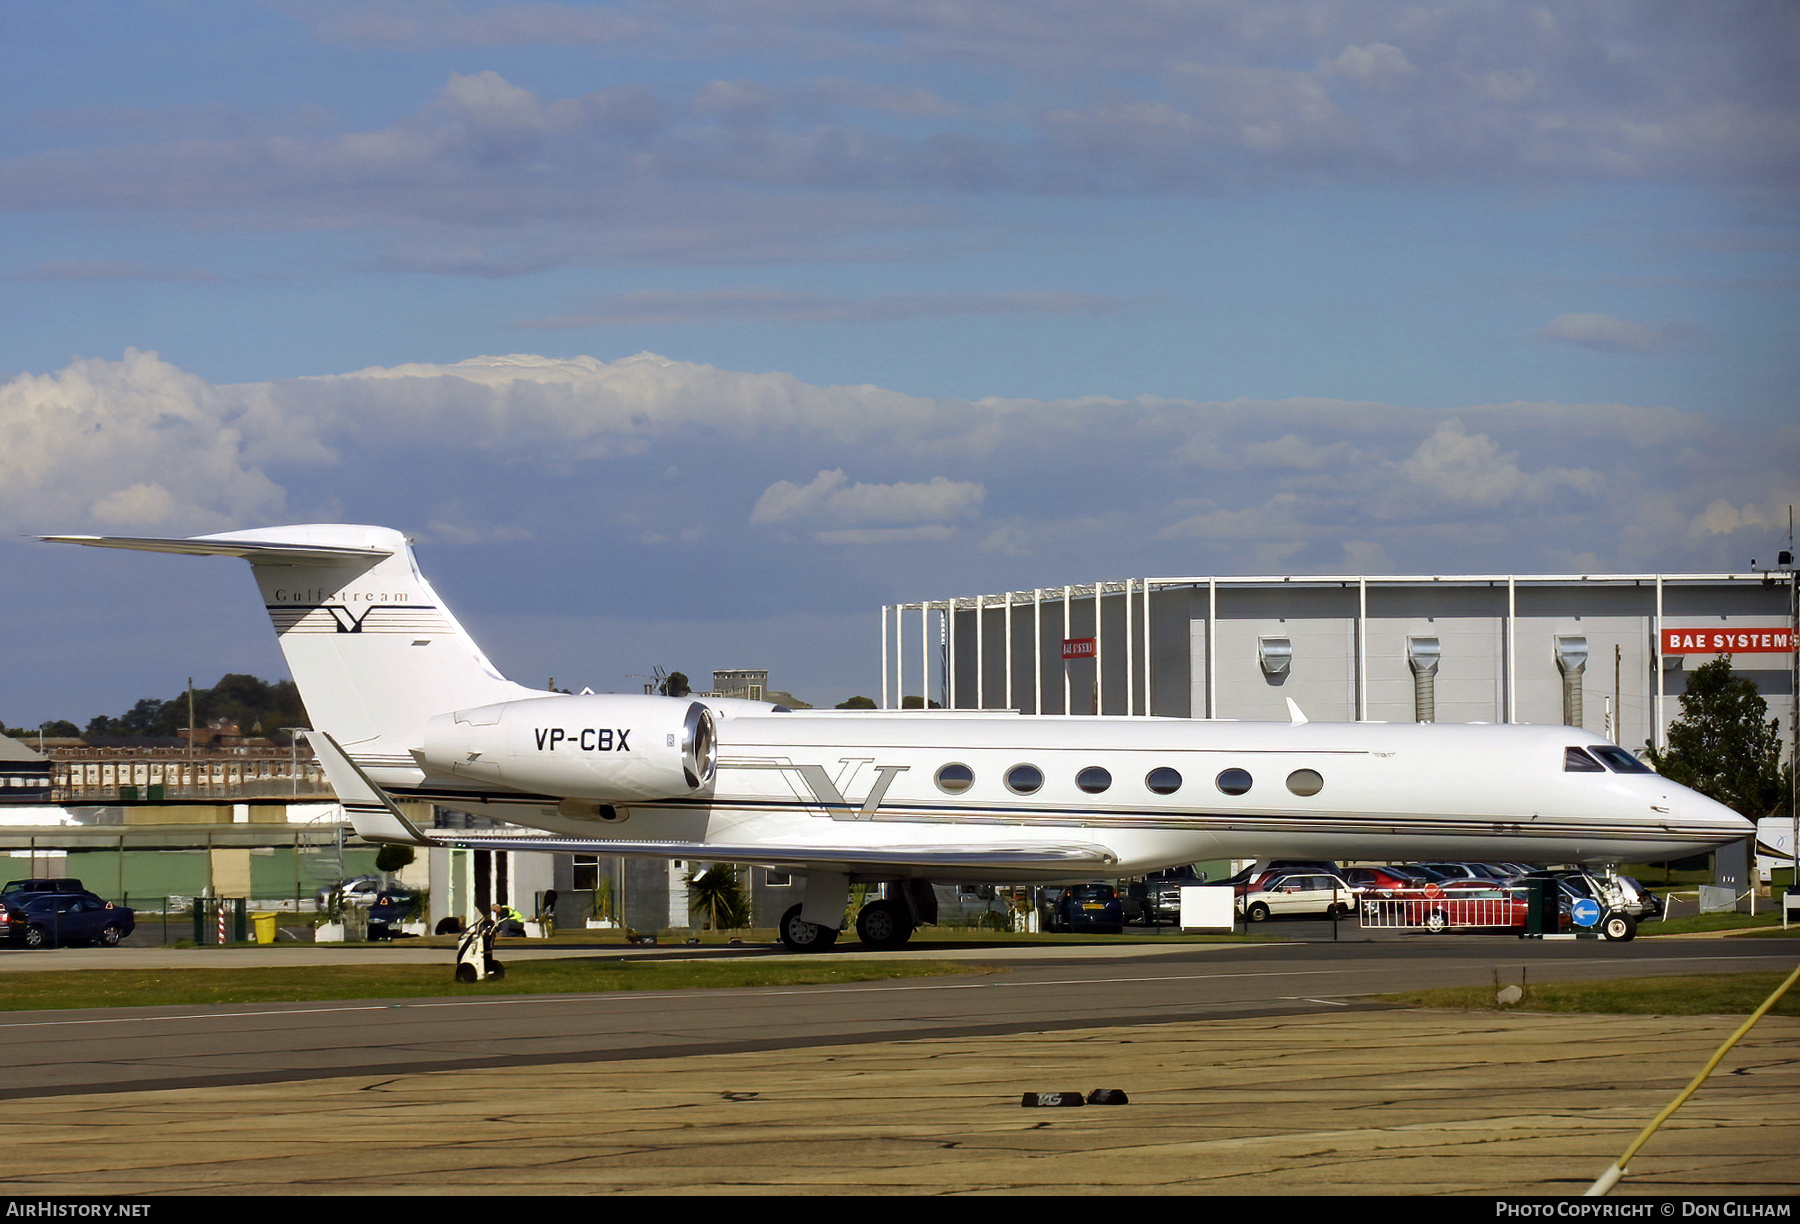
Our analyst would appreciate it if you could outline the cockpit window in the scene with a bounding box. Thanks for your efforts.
[1563,747,1604,772]
[1590,745,1656,774]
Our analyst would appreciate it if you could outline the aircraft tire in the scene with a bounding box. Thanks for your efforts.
[855,899,913,950]
[779,904,841,953]
[1602,912,1636,942]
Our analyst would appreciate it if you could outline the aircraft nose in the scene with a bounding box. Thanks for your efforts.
[1684,788,1754,838]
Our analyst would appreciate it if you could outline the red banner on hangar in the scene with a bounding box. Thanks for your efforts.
[1661,628,1793,654]
[1062,637,1097,660]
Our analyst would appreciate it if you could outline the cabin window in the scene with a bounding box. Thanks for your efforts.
[936,763,975,794]
[1145,767,1182,795]
[1563,747,1604,772]
[1590,745,1655,774]
[1285,768,1323,797]
[1076,766,1112,794]
[1216,768,1253,796]
[1006,764,1044,795]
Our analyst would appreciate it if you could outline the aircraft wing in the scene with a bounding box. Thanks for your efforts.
[426,833,1119,874]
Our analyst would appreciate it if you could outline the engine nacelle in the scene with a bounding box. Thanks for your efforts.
[420,694,716,801]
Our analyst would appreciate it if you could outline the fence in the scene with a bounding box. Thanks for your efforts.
[1359,889,1527,933]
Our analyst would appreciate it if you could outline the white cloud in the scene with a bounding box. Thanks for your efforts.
[1341,539,1392,570]
[1243,433,1346,471]
[752,469,984,534]
[821,476,985,525]
[1321,44,1415,87]
[8,6,1799,281]
[750,470,848,524]
[1399,422,1528,506]
[1690,499,1768,538]
[0,349,284,533]
[1155,493,1306,542]
[0,349,1784,583]
[1533,313,1699,353]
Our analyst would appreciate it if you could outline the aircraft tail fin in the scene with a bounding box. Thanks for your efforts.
[45,525,536,776]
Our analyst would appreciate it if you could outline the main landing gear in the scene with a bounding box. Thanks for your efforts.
[853,899,913,951]
[778,904,841,952]
[778,880,935,952]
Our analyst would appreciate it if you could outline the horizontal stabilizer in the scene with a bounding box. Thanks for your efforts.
[305,729,432,846]
[42,533,390,566]
[425,833,1118,874]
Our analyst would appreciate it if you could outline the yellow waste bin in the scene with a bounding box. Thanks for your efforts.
[251,912,277,945]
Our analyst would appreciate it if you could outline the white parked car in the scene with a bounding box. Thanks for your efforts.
[1238,872,1358,921]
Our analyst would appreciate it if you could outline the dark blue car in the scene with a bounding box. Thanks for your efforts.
[1053,883,1125,934]
[1,890,135,948]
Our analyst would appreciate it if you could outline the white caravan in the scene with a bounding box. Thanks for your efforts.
[47,525,1752,950]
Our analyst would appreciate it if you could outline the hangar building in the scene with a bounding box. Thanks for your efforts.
[880,572,1796,759]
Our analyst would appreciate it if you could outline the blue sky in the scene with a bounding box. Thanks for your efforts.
[2,1,1796,725]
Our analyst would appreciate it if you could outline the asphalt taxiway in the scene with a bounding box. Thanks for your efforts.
[0,935,1794,1195]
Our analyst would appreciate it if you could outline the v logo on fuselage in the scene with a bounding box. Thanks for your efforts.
[728,758,910,821]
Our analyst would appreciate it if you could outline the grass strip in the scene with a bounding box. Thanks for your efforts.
[0,958,988,1011]
[1641,911,1798,935]
[1382,971,1800,1016]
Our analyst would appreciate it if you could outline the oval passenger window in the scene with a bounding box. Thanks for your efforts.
[1216,768,1253,796]
[1076,766,1112,794]
[935,763,974,794]
[1145,767,1182,795]
[1006,764,1044,795]
[1286,768,1323,796]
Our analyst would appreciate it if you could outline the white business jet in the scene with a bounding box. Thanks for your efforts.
[46,525,1751,950]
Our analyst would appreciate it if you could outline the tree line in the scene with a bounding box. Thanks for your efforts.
[5,674,309,743]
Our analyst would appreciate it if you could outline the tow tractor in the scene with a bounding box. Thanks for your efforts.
[1518,868,1656,941]
[454,917,506,982]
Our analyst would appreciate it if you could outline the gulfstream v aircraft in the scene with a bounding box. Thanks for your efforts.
[48,525,1750,950]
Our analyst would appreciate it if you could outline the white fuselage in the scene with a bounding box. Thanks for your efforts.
[391,709,1748,880]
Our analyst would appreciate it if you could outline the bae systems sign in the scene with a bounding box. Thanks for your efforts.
[1661,628,1794,654]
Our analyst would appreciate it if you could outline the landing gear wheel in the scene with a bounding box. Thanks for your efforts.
[855,899,914,950]
[1247,902,1270,922]
[1424,909,1448,934]
[779,903,841,953]
[1601,912,1636,942]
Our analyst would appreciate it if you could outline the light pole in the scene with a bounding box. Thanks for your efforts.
[279,728,309,798]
